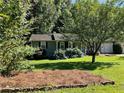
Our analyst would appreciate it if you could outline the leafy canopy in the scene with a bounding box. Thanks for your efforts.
[63,0,124,63]
[0,0,34,76]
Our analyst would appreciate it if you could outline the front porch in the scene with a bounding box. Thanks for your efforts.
[31,41,82,57]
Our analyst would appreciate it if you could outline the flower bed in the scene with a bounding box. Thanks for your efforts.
[0,70,114,92]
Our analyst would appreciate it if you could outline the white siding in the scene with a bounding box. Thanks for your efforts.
[120,43,124,53]
[100,43,113,54]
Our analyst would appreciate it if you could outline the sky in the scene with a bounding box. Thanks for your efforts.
[72,0,105,3]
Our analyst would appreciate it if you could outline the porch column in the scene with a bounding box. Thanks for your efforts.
[70,42,73,48]
[56,41,58,50]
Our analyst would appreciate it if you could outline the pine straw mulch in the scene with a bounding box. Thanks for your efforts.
[0,70,114,92]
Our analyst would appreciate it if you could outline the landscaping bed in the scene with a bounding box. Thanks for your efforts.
[0,70,114,92]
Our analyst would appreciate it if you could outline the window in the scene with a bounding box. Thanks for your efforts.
[40,41,47,49]
[73,43,76,48]
[73,42,78,48]
[60,42,65,50]
[32,41,39,48]
[68,41,73,48]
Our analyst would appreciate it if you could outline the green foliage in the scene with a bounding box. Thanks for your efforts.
[113,43,122,54]
[63,0,124,63]
[54,48,82,59]
[29,0,71,33]
[65,48,74,58]
[65,48,82,58]
[0,45,35,76]
[54,49,66,59]
[19,61,35,71]
[52,0,72,33]
[0,0,34,76]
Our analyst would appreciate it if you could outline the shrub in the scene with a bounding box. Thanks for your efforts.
[65,48,73,58]
[73,48,83,57]
[113,43,122,54]
[54,48,83,59]
[65,48,82,58]
[0,45,35,76]
[54,49,66,59]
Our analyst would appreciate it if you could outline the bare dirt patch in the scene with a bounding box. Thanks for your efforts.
[0,70,114,92]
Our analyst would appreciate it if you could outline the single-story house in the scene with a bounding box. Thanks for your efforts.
[29,33,82,57]
[29,33,124,57]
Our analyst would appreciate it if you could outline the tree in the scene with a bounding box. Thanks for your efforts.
[64,0,124,63]
[28,0,72,34]
[52,0,72,33]
[0,0,34,76]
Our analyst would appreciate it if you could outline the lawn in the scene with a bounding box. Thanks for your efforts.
[21,56,124,93]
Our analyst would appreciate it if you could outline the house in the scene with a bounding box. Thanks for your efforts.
[30,33,124,58]
[29,33,82,57]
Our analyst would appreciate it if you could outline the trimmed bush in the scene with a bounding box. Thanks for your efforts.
[54,49,66,59]
[65,48,74,58]
[113,43,122,54]
[54,48,83,59]
[65,48,82,58]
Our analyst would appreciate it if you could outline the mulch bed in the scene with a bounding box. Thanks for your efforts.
[0,70,114,92]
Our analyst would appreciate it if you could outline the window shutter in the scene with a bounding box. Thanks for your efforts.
[46,42,48,49]
[39,42,41,48]
[58,42,60,49]
[65,41,68,49]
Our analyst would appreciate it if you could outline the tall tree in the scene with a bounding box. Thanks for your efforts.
[28,0,72,34]
[0,0,34,76]
[64,0,124,63]
[52,0,72,33]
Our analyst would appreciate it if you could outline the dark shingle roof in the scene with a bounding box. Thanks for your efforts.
[30,34,52,41]
[30,33,79,41]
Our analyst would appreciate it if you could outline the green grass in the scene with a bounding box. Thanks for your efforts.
[23,56,124,93]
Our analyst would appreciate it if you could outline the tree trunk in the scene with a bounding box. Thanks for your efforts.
[92,54,96,63]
